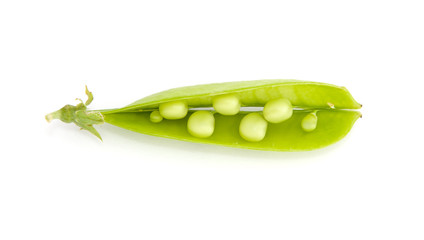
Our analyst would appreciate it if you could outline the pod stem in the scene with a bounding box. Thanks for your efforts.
[45,86,104,140]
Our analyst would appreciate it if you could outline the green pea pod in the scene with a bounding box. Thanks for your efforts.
[46,80,362,151]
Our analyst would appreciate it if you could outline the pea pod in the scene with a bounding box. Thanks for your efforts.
[46,79,362,151]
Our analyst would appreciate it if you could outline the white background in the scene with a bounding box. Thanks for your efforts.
[1,1,423,239]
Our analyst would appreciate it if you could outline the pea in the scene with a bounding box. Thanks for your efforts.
[149,110,163,123]
[187,111,215,138]
[263,98,293,123]
[159,100,188,119]
[239,113,268,142]
[301,112,318,132]
[212,94,241,115]
[46,80,362,151]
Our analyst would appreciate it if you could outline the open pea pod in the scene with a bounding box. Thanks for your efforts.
[46,79,361,151]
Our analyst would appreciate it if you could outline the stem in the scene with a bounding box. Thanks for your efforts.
[45,86,104,140]
[45,109,63,123]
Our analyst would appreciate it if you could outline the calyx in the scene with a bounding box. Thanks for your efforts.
[45,86,104,140]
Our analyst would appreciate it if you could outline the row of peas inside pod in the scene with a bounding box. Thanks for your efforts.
[148,94,318,142]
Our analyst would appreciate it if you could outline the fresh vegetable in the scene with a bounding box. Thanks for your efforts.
[46,79,362,151]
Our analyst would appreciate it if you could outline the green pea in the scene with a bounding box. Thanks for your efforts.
[239,113,268,142]
[159,100,188,119]
[212,94,241,115]
[301,112,318,132]
[149,110,163,123]
[105,110,360,151]
[46,80,362,151]
[187,111,215,138]
[263,98,293,123]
